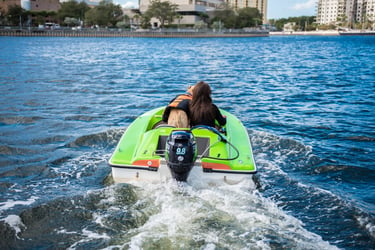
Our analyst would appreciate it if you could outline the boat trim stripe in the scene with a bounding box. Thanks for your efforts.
[109,163,158,171]
[132,159,160,168]
[203,169,257,174]
[202,162,231,170]
[109,162,257,175]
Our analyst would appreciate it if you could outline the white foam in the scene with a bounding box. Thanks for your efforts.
[93,212,107,228]
[120,179,338,249]
[0,196,38,211]
[2,214,26,238]
[357,214,375,238]
[55,228,77,235]
[82,228,110,239]
[67,227,110,250]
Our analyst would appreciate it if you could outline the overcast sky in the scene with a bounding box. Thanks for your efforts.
[113,0,317,19]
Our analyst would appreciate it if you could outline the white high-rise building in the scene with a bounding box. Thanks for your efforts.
[368,0,375,22]
[355,0,375,23]
[316,0,342,24]
[317,0,375,25]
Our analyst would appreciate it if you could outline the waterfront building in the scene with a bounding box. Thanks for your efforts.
[316,0,342,24]
[0,0,21,13]
[139,0,267,26]
[0,0,60,12]
[368,0,375,24]
[30,0,60,12]
[60,0,112,7]
[355,0,375,24]
[139,0,224,27]
[283,22,296,32]
[225,0,267,22]
[317,0,375,27]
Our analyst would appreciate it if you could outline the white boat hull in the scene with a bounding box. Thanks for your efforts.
[111,161,252,186]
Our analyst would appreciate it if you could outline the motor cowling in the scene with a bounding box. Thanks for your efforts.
[165,130,197,182]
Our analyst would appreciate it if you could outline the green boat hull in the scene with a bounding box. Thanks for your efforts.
[108,107,257,184]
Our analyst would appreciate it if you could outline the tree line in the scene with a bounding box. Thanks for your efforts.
[268,16,316,31]
[1,0,263,29]
[1,0,122,28]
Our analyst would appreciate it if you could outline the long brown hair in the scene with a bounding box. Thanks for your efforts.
[189,81,214,124]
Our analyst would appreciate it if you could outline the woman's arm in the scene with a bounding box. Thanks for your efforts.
[213,104,226,126]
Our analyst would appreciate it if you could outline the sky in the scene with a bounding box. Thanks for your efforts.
[112,0,317,20]
[267,0,316,19]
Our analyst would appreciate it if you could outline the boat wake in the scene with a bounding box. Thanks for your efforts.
[119,179,336,249]
[250,130,375,248]
[0,128,373,249]
[0,178,336,249]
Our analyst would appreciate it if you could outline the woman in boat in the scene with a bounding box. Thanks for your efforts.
[162,85,194,128]
[189,81,226,128]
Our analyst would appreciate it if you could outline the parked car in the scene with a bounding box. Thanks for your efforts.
[40,23,61,30]
[72,26,82,31]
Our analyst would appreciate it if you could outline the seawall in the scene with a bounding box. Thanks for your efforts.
[270,31,339,36]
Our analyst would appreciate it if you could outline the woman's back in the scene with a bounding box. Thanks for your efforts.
[189,81,226,128]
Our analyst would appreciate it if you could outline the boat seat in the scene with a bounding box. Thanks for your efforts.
[152,121,176,129]
[196,137,210,157]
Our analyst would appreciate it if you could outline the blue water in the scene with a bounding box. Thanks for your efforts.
[0,36,374,249]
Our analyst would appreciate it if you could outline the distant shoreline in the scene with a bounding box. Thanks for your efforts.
[270,30,375,36]
[1,29,374,38]
[0,29,269,38]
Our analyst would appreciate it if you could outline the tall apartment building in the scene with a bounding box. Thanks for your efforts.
[317,0,375,25]
[354,0,375,23]
[225,0,267,22]
[316,0,341,24]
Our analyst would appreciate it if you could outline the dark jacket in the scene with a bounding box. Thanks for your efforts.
[190,104,226,128]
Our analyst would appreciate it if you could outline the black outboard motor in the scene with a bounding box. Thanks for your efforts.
[165,130,197,181]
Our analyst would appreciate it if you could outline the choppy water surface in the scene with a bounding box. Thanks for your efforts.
[0,36,374,249]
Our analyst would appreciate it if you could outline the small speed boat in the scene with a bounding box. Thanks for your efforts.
[108,107,257,184]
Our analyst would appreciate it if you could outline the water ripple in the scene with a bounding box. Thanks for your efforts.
[1,36,375,249]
